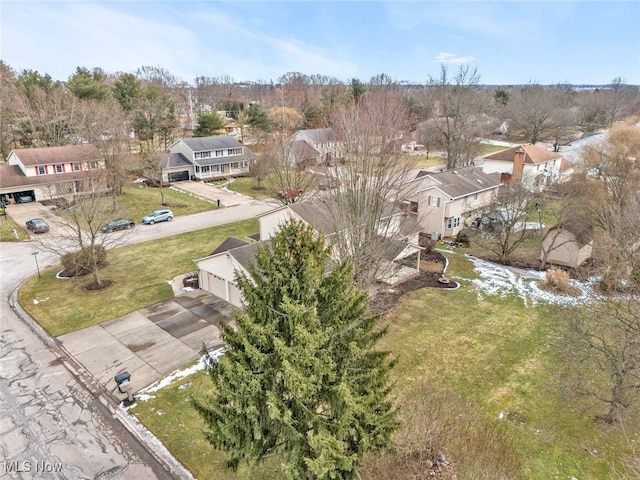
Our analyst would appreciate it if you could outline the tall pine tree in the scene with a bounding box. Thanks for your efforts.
[193,219,398,479]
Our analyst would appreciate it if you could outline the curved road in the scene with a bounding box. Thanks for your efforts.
[0,200,274,479]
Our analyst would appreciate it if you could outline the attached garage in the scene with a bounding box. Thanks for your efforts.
[168,170,190,182]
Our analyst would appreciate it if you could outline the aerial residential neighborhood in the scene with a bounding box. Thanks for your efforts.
[1,1,640,480]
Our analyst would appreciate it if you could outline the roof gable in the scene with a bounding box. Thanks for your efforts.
[291,128,335,144]
[483,143,563,165]
[413,166,502,198]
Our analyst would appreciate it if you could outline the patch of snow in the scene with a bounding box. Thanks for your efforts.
[135,347,225,399]
[33,297,49,304]
[182,286,194,292]
[463,255,597,307]
[512,221,545,233]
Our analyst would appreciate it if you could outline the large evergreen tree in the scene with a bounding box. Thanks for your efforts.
[193,219,398,480]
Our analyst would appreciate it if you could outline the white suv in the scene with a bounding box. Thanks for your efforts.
[142,209,174,224]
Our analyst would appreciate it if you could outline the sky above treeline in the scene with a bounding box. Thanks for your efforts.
[2,0,639,86]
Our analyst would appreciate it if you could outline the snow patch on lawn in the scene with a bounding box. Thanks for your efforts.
[463,255,597,307]
[134,347,225,402]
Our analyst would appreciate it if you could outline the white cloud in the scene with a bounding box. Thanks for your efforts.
[434,52,475,65]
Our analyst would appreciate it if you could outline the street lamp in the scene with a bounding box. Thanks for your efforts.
[31,251,41,278]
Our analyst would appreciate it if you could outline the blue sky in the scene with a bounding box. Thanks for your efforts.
[2,0,639,85]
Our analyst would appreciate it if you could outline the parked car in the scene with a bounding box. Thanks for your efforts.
[17,195,33,203]
[141,209,174,224]
[319,178,342,190]
[26,218,50,234]
[277,188,303,199]
[101,219,135,233]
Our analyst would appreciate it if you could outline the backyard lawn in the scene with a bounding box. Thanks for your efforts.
[129,249,638,479]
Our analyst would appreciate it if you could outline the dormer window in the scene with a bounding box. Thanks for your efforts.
[55,164,64,173]
[38,166,46,175]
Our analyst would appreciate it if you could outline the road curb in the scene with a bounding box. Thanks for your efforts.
[9,275,195,480]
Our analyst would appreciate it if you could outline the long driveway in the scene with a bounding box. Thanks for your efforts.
[0,186,276,479]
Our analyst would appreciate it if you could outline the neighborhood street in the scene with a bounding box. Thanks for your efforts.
[0,193,275,479]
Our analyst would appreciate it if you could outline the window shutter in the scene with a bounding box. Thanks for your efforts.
[437,197,441,207]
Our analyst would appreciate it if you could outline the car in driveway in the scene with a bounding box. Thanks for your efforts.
[26,218,50,233]
[101,219,135,233]
[17,195,34,203]
[141,209,174,224]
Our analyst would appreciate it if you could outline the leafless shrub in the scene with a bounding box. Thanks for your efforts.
[543,268,572,294]
[359,381,523,479]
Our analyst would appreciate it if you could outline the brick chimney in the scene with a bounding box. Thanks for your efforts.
[512,146,526,184]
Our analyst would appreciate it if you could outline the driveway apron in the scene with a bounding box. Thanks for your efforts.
[58,289,234,395]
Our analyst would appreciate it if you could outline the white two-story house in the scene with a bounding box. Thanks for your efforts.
[163,136,255,182]
[481,144,573,192]
[0,144,106,203]
[288,128,344,167]
[405,166,502,239]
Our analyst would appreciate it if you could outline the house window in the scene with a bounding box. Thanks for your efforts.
[215,149,224,157]
[195,151,212,159]
[73,163,80,171]
[428,196,439,207]
[447,217,461,229]
[227,147,242,156]
[90,162,97,169]
[474,193,479,200]
[38,166,45,175]
[463,196,468,204]
[201,165,210,173]
[55,164,64,173]
[410,201,418,213]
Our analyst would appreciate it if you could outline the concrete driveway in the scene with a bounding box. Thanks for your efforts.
[171,179,259,206]
[58,289,236,395]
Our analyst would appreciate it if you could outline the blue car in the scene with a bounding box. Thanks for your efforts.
[142,209,174,224]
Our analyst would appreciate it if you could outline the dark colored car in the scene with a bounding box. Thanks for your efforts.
[101,219,135,233]
[26,218,50,234]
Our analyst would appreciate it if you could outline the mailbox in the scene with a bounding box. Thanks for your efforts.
[114,371,131,394]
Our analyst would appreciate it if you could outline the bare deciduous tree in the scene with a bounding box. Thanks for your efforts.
[561,294,640,424]
[581,122,640,292]
[421,65,486,169]
[321,90,418,286]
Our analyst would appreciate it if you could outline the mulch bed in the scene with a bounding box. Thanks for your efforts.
[369,251,458,315]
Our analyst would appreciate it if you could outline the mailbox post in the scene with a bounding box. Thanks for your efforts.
[114,371,134,403]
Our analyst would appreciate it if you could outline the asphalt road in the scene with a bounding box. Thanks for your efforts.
[0,198,275,479]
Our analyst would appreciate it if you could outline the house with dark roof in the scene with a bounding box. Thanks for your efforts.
[404,166,502,239]
[195,197,423,307]
[540,218,594,269]
[0,144,106,203]
[481,143,573,191]
[288,128,343,167]
[163,135,255,182]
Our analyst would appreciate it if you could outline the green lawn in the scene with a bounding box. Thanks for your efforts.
[19,218,258,336]
[0,214,30,241]
[108,182,218,220]
[129,250,637,479]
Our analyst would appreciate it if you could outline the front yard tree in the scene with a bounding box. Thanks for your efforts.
[324,89,417,286]
[193,219,398,480]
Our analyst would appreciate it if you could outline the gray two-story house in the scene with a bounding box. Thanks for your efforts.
[163,136,255,182]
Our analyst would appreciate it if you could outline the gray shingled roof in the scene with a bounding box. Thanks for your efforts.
[549,218,593,247]
[413,166,502,199]
[162,153,192,169]
[180,135,245,152]
[210,237,250,256]
[291,128,335,144]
